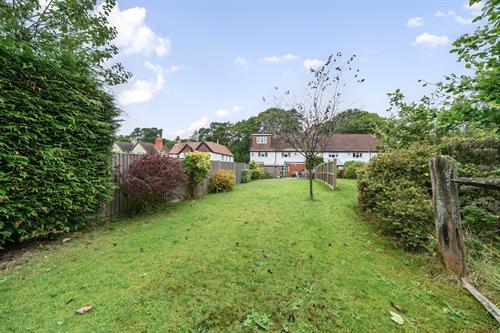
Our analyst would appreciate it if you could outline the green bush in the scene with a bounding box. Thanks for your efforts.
[343,161,365,179]
[241,169,252,183]
[358,136,499,251]
[0,41,119,248]
[249,160,265,180]
[181,151,211,198]
[209,170,236,193]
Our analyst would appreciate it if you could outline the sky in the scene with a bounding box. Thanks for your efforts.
[108,0,483,139]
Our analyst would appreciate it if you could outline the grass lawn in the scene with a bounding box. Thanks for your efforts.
[0,179,496,332]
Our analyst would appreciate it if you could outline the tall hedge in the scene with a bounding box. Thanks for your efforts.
[0,41,119,248]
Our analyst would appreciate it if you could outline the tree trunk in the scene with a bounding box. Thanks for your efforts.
[308,167,314,200]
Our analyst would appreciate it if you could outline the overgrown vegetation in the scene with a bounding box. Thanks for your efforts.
[249,160,266,180]
[182,152,211,198]
[209,169,236,193]
[343,161,365,179]
[121,155,188,213]
[241,169,252,183]
[0,40,119,249]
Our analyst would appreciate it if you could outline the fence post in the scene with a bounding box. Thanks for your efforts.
[429,155,467,278]
[333,159,337,190]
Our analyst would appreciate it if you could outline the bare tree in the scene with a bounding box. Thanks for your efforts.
[264,53,363,199]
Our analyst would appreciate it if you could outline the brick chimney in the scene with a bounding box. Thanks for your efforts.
[154,135,163,153]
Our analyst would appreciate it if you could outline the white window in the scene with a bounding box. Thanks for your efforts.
[256,136,268,144]
[328,153,338,158]
[353,152,363,158]
[258,152,268,157]
[281,152,291,157]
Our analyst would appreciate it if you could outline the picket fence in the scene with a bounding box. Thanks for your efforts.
[102,153,249,218]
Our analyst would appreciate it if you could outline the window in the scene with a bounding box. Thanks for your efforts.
[258,152,268,157]
[256,136,268,144]
[281,152,291,158]
[328,153,338,158]
[353,152,363,158]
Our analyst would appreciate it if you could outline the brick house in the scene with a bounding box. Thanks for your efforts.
[168,141,234,162]
[250,133,379,177]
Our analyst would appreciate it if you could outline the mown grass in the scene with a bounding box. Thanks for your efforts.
[0,179,496,332]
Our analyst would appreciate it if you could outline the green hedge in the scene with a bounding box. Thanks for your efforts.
[0,41,119,248]
[343,161,365,179]
[358,137,499,251]
[241,169,252,183]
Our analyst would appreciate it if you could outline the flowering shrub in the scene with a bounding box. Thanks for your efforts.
[121,155,188,213]
[249,161,265,180]
[209,170,236,193]
[241,169,252,183]
[182,152,211,198]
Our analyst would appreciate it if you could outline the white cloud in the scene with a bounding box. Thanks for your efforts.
[216,105,241,118]
[407,17,424,28]
[260,54,300,63]
[118,61,165,105]
[412,32,449,48]
[188,117,211,132]
[455,15,473,24]
[234,56,249,66]
[303,58,325,70]
[434,10,455,17]
[107,4,170,57]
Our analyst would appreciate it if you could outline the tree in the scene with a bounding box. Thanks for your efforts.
[129,127,163,143]
[182,152,211,198]
[265,53,364,199]
[330,109,384,134]
[0,0,130,85]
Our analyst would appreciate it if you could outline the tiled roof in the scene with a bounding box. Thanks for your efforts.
[168,141,233,156]
[251,134,379,152]
[137,142,160,154]
[115,141,135,153]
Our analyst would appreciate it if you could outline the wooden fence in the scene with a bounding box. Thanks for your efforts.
[313,159,337,190]
[429,155,499,323]
[102,153,248,218]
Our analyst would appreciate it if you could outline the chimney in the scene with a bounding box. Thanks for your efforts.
[154,135,163,152]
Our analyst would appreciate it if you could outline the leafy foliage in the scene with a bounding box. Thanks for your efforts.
[330,109,384,134]
[209,170,236,193]
[241,169,252,183]
[343,161,365,179]
[0,0,130,85]
[182,152,211,197]
[305,156,324,170]
[357,145,437,249]
[249,161,265,180]
[0,40,119,248]
[120,155,188,213]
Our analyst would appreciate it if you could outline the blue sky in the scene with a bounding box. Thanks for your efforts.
[109,0,482,138]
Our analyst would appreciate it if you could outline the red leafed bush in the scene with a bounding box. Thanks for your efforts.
[120,155,188,213]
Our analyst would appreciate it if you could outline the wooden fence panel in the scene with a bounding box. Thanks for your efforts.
[102,154,248,218]
[313,159,337,190]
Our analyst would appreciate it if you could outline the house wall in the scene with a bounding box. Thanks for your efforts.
[111,143,124,154]
[131,145,147,155]
[250,151,377,166]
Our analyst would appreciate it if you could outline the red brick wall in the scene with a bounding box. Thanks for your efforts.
[282,163,305,177]
[251,134,273,150]
[196,143,211,152]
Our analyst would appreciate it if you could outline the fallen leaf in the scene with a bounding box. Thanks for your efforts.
[391,301,407,313]
[62,238,71,243]
[76,305,93,315]
[65,298,74,305]
[390,311,404,325]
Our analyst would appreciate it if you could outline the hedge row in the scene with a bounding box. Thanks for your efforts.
[358,137,499,252]
[0,41,119,248]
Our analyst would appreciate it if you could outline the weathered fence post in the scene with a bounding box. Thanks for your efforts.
[429,155,467,278]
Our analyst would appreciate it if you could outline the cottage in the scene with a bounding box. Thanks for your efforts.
[169,141,234,162]
[112,136,168,155]
[250,133,379,177]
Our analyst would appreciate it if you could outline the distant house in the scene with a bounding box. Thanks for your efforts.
[169,141,234,162]
[112,136,168,156]
[250,133,379,177]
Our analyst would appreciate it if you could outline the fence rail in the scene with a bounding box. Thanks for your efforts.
[102,153,248,218]
[313,159,337,190]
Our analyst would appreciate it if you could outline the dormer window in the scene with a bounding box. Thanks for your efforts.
[256,136,268,144]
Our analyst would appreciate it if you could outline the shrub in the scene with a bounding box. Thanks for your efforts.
[357,144,437,249]
[209,170,236,193]
[343,161,365,179]
[120,155,188,213]
[182,152,211,198]
[241,169,252,183]
[249,160,265,180]
[0,41,119,248]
